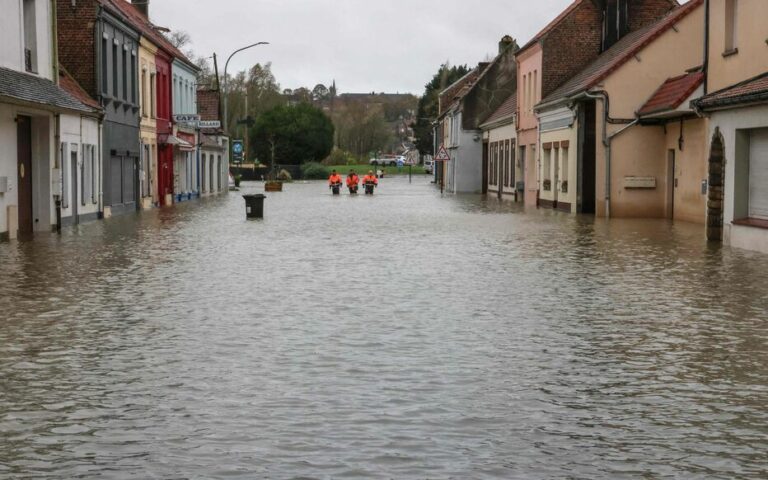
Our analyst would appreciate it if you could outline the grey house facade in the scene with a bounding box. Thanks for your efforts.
[58,0,141,216]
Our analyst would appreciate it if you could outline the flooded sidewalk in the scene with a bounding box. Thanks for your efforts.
[1,176,767,479]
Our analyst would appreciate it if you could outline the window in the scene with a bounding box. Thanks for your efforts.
[82,145,90,206]
[142,144,151,198]
[122,46,128,101]
[725,0,738,53]
[71,149,79,207]
[202,154,207,192]
[217,155,222,191]
[91,145,98,204]
[543,147,552,190]
[150,73,156,118]
[101,38,109,94]
[561,147,569,193]
[131,51,137,104]
[141,69,147,116]
[509,142,516,187]
[533,70,538,110]
[61,143,68,208]
[748,129,768,220]
[112,42,118,97]
[504,140,511,187]
[22,0,38,73]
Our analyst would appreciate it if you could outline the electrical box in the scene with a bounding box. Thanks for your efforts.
[0,176,7,194]
[51,169,62,196]
[624,176,657,189]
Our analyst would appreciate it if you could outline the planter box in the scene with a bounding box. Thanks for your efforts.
[265,181,283,192]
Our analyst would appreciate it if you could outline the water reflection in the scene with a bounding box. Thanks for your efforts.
[1,177,767,479]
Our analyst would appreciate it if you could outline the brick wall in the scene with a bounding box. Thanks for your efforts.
[541,2,603,98]
[628,0,678,32]
[197,89,220,121]
[541,0,678,98]
[56,0,98,98]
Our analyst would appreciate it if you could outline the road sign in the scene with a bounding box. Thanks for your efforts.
[232,140,244,164]
[198,120,221,129]
[434,145,451,162]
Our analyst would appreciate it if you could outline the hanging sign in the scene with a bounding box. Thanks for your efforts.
[173,114,201,123]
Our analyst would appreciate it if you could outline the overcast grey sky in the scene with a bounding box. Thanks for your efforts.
[149,0,686,95]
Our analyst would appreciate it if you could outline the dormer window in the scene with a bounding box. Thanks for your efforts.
[22,0,37,73]
[602,0,629,51]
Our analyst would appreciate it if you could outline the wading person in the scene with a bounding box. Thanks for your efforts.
[347,170,359,195]
[363,170,378,195]
[329,170,342,195]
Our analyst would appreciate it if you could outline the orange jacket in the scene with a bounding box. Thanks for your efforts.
[362,175,378,185]
[346,175,359,187]
[329,174,342,185]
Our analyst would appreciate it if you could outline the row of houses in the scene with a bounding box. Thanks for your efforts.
[1,0,229,242]
[435,0,768,254]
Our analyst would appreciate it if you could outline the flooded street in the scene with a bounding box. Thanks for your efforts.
[1,176,768,479]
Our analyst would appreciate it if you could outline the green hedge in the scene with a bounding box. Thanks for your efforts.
[301,162,330,180]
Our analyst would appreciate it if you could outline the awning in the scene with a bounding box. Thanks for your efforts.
[161,134,195,151]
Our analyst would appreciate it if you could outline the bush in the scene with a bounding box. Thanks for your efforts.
[277,169,293,181]
[301,162,330,180]
[325,148,356,166]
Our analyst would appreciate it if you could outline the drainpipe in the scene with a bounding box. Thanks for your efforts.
[582,90,639,219]
[703,0,710,94]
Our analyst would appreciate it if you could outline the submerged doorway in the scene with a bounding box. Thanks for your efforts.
[17,115,33,237]
[578,101,597,214]
[666,149,676,220]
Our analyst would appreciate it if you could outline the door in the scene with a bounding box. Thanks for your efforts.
[666,149,676,219]
[17,116,33,236]
[518,146,526,202]
[553,147,560,205]
[482,141,489,195]
[498,144,504,199]
[71,151,79,224]
[579,100,597,214]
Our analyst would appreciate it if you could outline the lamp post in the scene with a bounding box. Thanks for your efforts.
[222,42,269,135]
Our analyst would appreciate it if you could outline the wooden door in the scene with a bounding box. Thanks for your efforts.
[17,116,33,237]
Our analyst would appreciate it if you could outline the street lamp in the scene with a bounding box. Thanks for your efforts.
[222,41,269,135]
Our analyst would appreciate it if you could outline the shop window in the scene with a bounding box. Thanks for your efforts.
[747,129,768,220]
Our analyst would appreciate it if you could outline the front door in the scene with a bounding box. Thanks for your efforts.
[17,116,33,237]
[482,141,489,195]
[71,152,79,224]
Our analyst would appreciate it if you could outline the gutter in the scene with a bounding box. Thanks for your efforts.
[703,0,710,94]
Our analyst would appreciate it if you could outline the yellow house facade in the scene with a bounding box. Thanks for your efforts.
[480,93,519,200]
[536,0,707,222]
[138,36,158,209]
[694,0,768,253]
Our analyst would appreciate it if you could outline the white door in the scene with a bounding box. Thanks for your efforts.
[749,129,768,220]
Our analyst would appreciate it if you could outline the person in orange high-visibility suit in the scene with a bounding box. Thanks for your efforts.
[346,170,360,194]
[362,170,378,195]
[328,170,342,187]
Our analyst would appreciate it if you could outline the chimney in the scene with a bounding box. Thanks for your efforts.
[498,35,516,54]
[132,0,149,19]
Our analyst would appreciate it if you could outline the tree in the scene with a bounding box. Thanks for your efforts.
[414,63,471,154]
[224,63,285,135]
[167,30,191,49]
[250,103,335,166]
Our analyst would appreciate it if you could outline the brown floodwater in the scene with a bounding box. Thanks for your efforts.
[1,176,767,479]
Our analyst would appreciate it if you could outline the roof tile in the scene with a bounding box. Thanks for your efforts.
[0,66,94,113]
[696,72,768,110]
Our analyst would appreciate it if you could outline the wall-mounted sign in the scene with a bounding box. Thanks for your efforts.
[198,120,221,129]
[173,114,201,123]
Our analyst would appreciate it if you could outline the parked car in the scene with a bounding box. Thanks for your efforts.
[423,159,434,174]
[370,154,401,167]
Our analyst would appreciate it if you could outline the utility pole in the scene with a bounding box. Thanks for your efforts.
[244,90,249,163]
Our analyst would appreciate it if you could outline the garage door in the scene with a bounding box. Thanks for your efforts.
[749,129,768,220]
